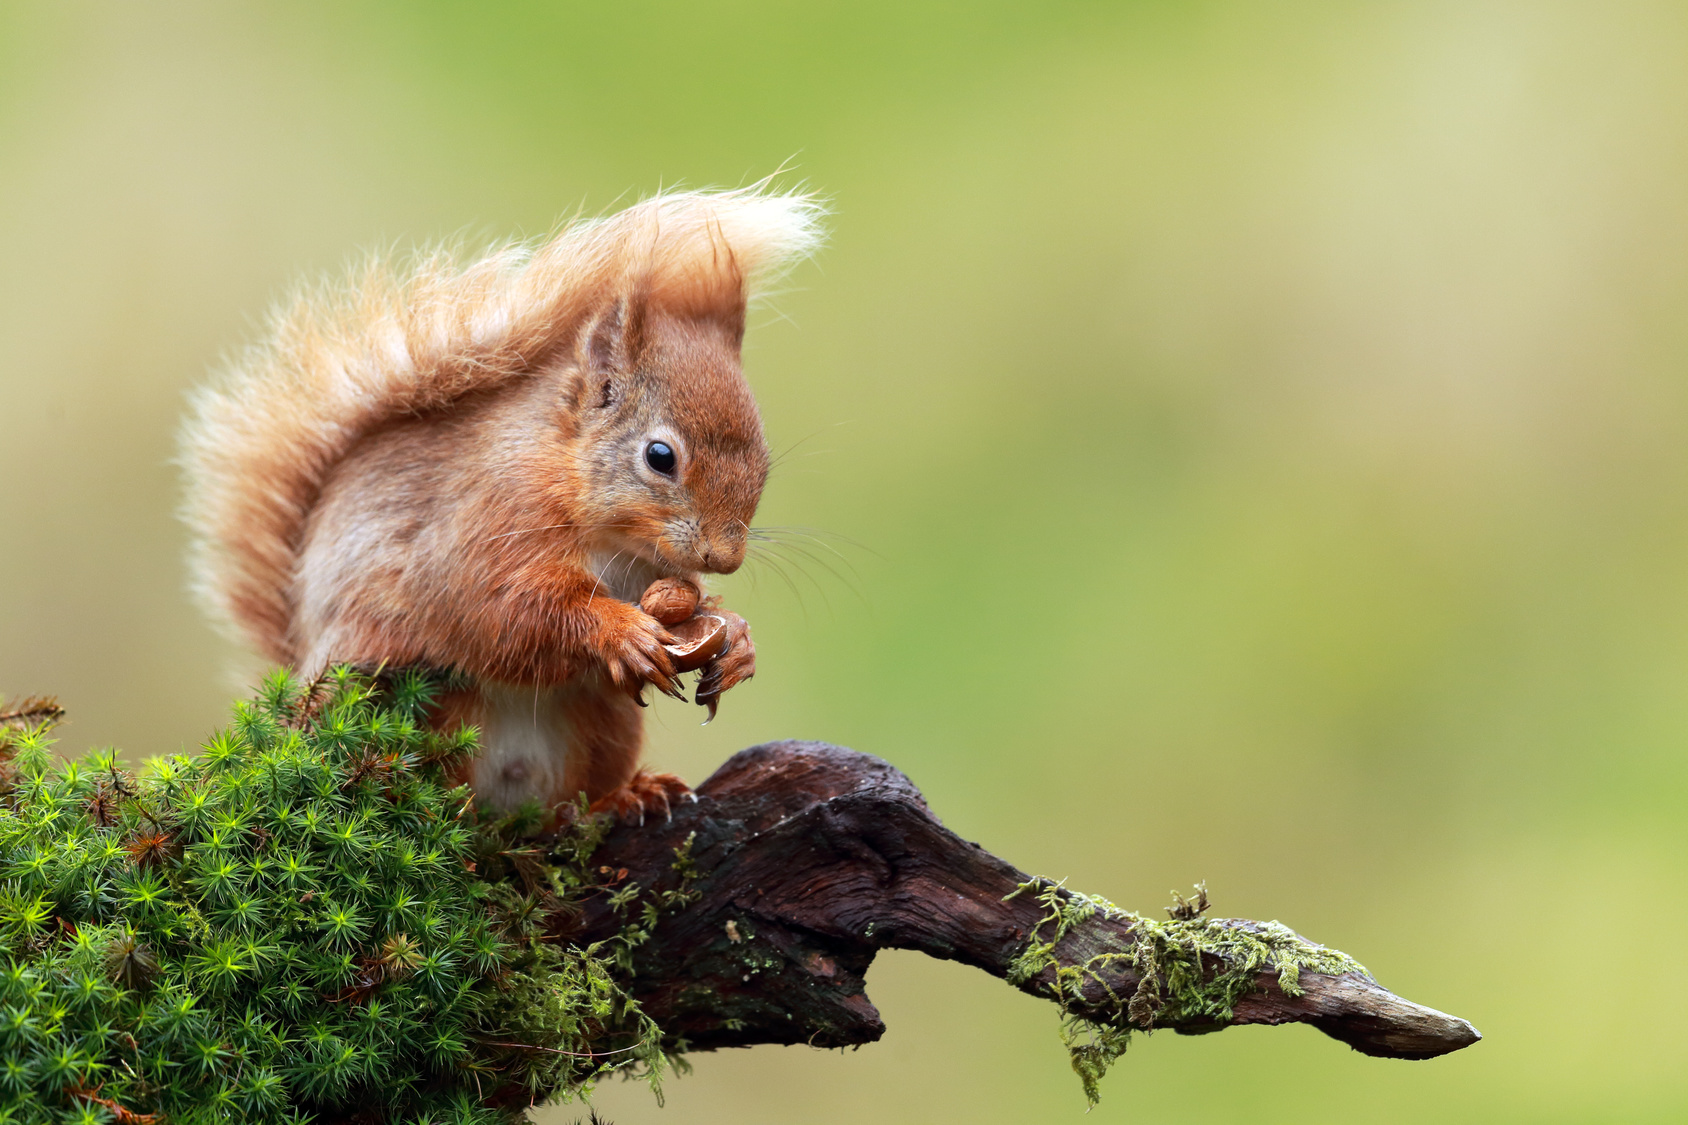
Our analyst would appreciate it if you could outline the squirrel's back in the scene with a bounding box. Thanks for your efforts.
[180,187,824,665]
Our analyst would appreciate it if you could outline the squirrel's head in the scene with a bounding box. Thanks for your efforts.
[562,288,768,575]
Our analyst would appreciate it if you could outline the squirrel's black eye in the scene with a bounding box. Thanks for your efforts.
[645,441,677,476]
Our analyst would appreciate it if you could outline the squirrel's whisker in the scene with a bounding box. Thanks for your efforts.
[588,551,626,602]
[746,543,837,609]
[749,533,863,585]
[751,524,874,556]
[760,542,854,596]
[767,420,854,474]
[743,551,806,605]
[746,534,864,601]
[482,523,586,544]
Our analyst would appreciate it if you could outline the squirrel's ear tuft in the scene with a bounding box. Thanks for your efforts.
[605,187,827,342]
[650,220,749,341]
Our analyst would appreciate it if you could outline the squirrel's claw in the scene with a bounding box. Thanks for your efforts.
[601,603,686,701]
[693,610,755,721]
[640,658,688,702]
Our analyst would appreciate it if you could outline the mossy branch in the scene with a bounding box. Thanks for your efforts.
[570,742,1481,1104]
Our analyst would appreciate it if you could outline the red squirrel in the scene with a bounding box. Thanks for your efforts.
[180,188,824,819]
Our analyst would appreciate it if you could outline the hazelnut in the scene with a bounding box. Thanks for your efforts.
[640,577,702,625]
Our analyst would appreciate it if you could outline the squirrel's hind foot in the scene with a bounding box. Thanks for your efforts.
[589,768,695,825]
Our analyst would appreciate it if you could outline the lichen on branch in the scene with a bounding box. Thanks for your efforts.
[1004,877,1368,1105]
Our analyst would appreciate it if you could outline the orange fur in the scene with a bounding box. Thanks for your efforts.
[180,188,824,812]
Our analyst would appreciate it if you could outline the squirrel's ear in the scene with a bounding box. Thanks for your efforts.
[575,291,648,409]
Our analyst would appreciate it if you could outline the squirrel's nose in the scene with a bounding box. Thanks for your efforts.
[700,540,744,574]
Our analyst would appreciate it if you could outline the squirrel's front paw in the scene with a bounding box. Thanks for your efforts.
[694,610,755,722]
[595,603,684,702]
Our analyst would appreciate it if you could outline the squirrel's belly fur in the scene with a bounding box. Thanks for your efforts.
[458,680,643,811]
[474,684,575,812]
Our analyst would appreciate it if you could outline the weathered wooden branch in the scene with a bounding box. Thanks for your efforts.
[575,741,1481,1061]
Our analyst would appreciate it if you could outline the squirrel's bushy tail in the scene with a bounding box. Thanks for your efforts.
[180,186,825,663]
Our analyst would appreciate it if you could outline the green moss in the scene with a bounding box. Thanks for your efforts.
[1006,878,1368,1107]
[0,668,676,1125]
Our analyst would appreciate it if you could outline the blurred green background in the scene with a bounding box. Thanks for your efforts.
[4,1,1687,1121]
